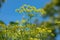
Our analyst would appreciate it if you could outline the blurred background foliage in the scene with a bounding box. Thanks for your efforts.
[0,0,5,7]
[0,0,60,40]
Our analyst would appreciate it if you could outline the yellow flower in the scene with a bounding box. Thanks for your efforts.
[14,33,18,36]
[36,27,41,30]
[51,33,55,36]
[36,27,41,32]
[29,37,33,40]
[19,10,23,13]
[34,38,40,40]
[40,9,46,15]
[55,20,60,23]
[32,6,37,12]
[21,19,26,23]
[35,9,39,12]
[32,6,36,9]
[3,30,7,33]
[42,29,45,31]
[37,8,42,12]
[47,30,52,33]
[26,9,31,12]
[15,9,19,12]
[21,6,26,12]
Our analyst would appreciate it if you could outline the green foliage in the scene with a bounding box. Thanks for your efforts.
[0,22,55,40]
[0,0,5,7]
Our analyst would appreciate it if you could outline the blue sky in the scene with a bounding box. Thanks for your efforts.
[0,0,50,24]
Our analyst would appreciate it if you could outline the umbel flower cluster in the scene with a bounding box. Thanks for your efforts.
[0,21,55,40]
[16,4,46,16]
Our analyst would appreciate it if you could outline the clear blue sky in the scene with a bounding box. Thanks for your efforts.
[0,0,50,24]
